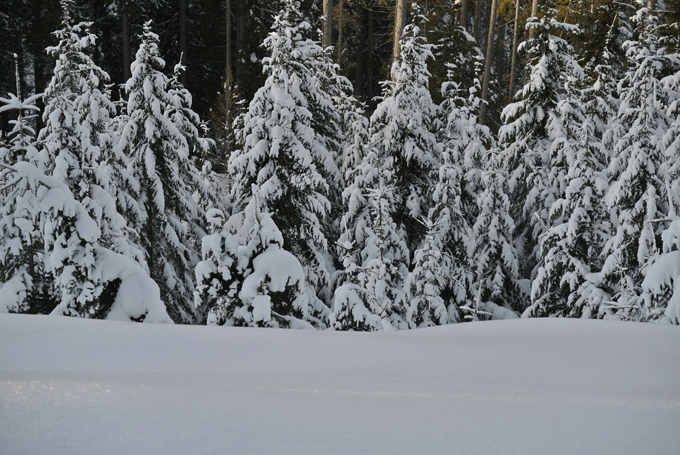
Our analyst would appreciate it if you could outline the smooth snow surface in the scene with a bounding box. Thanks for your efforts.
[1,315,678,455]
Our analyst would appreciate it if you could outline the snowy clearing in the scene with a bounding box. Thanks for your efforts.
[0,314,678,455]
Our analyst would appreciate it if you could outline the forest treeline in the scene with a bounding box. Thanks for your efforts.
[1,0,680,327]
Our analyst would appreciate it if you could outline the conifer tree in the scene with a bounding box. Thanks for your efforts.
[195,192,309,328]
[39,13,144,268]
[472,152,523,314]
[527,72,611,318]
[166,60,224,250]
[406,216,452,326]
[332,170,409,331]
[369,21,441,255]
[601,7,678,320]
[498,13,581,279]
[228,0,337,325]
[119,22,201,323]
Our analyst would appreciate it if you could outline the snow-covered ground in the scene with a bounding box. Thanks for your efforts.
[1,314,678,455]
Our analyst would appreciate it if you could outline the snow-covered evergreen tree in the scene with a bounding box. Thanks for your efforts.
[0,55,51,314]
[39,13,144,271]
[331,171,409,331]
[526,71,611,318]
[228,0,339,325]
[406,216,452,327]
[166,59,224,254]
[472,152,523,314]
[118,22,201,323]
[369,22,441,255]
[498,13,580,279]
[601,7,679,321]
[0,160,171,322]
[195,191,309,328]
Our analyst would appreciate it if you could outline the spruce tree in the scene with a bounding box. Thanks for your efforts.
[472,152,523,315]
[119,22,200,323]
[369,22,441,256]
[527,72,611,318]
[498,13,581,279]
[195,193,309,328]
[601,7,678,320]
[228,0,337,326]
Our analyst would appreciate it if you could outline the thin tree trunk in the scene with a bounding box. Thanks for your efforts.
[180,0,187,85]
[235,0,245,87]
[122,0,130,84]
[495,21,506,122]
[367,9,374,102]
[509,0,521,101]
[460,0,470,31]
[392,0,407,62]
[528,0,539,40]
[483,0,492,52]
[337,0,344,63]
[323,0,333,49]
[479,0,498,126]
[226,0,232,80]
[474,0,482,43]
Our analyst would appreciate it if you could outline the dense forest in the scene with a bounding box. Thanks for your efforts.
[1,0,679,328]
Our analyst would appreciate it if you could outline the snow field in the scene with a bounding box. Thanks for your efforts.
[1,314,679,455]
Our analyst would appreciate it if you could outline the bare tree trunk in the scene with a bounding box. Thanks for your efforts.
[460,0,470,31]
[121,0,130,84]
[235,0,245,87]
[367,8,374,102]
[509,0,521,101]
[528,0,539,40]
[483,0,492,52]
[474,0,483,43]
[337,0,344,62]
[495,21,506,119]
[226,0,232,80]
[323,0,333,49]
[180,0,187,85]
[479,0,498,125]
[392,0,407,62]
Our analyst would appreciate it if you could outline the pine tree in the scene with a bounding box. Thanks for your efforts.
[527,70,611,318]
[332,172,409,331]
[228,0,337,326]
[406,216,452,327]
[118,22,201,323]
[472,152,523,315]
[498,12,581,279]
[166,59,225,255]
[195,192,309,328]
[369,22,441,255]
[39,14,144,270]
[601,7,678,320]
[0,160,171,322]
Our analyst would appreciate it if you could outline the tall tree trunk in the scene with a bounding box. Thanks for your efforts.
[367,8,374,102]
[460,0,470,31]
[121,0,130,84]
[509,0,521,101]
[235,0,245,88]
[528,0,539,40]
[495,21,506,124]
[480,0,498,125]
[337,0,344,62]
[180,0,187,85]
[474,0,483,43]
[323,0,333,49]
[483,0,492,52]
[392,0,407,62]
[226,0,232,80]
